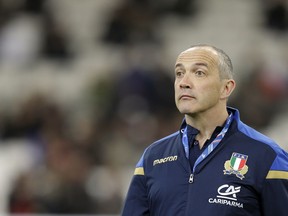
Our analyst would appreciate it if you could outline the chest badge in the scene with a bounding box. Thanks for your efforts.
[224,152,248,180]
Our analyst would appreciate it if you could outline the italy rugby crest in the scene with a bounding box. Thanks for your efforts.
[224,152,248,180]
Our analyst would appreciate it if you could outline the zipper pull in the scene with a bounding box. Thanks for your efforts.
[189,174,194,183]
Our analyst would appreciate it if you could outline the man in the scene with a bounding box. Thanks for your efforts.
[121,44,288,216]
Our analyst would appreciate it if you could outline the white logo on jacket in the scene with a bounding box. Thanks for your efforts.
[208,184,244,208]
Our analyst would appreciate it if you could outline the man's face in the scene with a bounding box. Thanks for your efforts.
[174,47,225,115]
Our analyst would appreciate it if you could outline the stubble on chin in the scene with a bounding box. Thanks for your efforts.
[176,101,197,115]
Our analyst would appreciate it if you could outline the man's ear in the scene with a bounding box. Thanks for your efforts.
[221,79,236,100]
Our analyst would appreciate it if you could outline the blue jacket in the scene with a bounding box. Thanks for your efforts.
[121,107,288,216]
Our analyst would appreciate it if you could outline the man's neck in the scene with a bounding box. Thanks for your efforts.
[185,108,229,148]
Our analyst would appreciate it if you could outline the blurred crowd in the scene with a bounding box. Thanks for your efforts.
[0,0,287,215]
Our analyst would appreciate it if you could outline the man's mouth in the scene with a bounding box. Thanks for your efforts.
[180,94,195,100]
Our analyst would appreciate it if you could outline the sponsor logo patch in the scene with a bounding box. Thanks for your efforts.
[208,184,244,208]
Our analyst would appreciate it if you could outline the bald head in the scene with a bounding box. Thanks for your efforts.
[181,45,234,80]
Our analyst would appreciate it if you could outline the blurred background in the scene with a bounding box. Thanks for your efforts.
[0,0,287,215]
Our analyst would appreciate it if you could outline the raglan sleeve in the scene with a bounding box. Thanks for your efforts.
[121,152,150,216]
[260,148,288,216]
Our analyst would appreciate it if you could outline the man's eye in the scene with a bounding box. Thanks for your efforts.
[195,70,205,76]
[176,71,183,77]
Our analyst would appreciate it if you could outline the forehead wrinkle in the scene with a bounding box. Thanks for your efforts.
[176,52,219,70]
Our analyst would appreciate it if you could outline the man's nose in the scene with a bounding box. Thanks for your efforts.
[179,74,191,89]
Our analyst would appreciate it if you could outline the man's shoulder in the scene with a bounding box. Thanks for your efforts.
[237,120,279,149]
[135,131,180,169]
[153,131,180,145]
[236,120,288,165]
[144,131,180,154]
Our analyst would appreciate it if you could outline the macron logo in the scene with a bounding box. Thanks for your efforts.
[153,155,178,166]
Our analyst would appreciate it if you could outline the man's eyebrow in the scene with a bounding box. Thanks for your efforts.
[194,62,208,67]
[175,63,183,68]
[175,62,208,68]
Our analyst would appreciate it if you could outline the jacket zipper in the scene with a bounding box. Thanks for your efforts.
[189,173,194,183]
